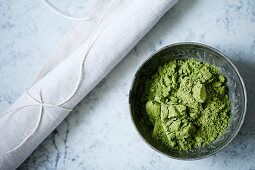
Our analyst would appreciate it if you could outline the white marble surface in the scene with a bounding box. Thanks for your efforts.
[0,0,255,169]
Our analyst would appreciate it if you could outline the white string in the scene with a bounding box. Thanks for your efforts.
[0,105,38,119]
[0,90,72,156]
[42,0,91,21]
[57,0,115,106]
[0,0,115,156]
[0,96,44,156]
[25,89,72,111]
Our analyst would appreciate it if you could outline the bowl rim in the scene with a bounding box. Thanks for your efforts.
[129,42,247,160]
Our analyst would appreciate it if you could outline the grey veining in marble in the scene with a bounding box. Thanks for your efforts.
[0,0,255,169]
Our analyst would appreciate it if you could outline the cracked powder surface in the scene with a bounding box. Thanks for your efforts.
[142,59,231,151]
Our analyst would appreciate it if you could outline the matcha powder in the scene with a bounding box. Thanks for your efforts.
[143,59,231,151]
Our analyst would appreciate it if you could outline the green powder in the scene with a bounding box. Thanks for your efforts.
[142,59,231,151]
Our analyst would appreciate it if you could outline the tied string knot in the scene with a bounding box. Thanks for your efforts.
[25,89,72,112]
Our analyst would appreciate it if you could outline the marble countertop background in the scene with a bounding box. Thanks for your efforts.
[0,0,255,169]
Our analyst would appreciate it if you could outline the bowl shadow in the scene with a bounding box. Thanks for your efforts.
[215,59,255,162]
[230,60,255,143]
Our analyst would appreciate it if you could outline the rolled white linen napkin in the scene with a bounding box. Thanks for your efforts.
[0,0,177,169]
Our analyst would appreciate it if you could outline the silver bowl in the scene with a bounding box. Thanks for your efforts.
[129,42,247,160]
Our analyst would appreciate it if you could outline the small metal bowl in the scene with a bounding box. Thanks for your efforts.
[129,42,247,160]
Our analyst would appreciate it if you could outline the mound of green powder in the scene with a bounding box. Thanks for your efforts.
[143,59,231,151]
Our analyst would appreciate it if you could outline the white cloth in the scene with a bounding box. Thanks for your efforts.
[0,0,177,169]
